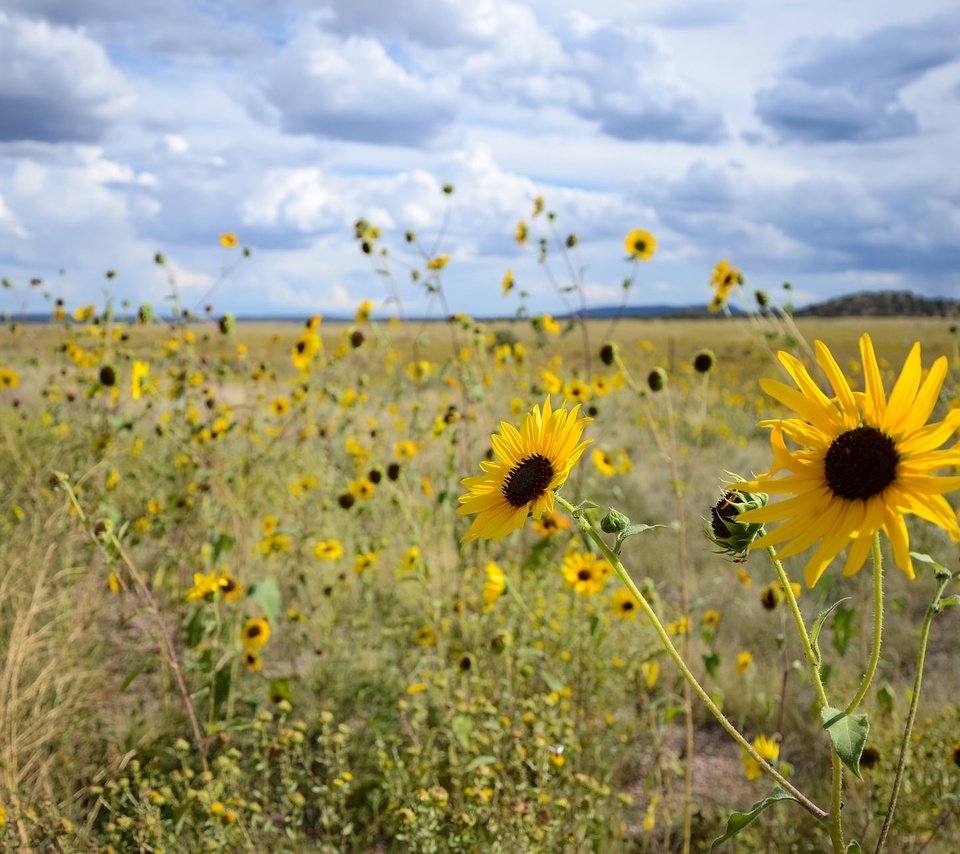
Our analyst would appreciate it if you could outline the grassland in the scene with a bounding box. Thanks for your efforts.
[0,311,958,852]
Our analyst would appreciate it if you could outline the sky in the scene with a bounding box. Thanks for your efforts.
[1,0,959,318]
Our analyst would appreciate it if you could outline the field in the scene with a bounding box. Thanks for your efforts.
[1,308,959,852]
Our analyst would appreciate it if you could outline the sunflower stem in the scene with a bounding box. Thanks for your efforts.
[874,569,953,854]
[845,533,883,715]
[766,548,829,707]
[766,548,844,852]
[556,495,829,821]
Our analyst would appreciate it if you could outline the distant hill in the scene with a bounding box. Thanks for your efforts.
[794,290,960,318]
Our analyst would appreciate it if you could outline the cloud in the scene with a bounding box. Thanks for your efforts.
[0,12,133,143]
[261,28,458,146]
[756,14,960,143]
[475,14,728,143]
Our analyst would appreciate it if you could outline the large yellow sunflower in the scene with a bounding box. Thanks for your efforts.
[458,397,591,542]
[736,334,960,587]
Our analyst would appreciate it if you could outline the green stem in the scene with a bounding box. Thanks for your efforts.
[767,547,843,852]
[556,495,828,820]
[874,571,953,854]
[846,533,883,715]
[767,548,829,708]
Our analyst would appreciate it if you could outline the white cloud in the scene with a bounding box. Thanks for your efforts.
[0,11,134,142]
[261,28,458,145]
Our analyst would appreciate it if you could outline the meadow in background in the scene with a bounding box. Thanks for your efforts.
[0,205,959,852]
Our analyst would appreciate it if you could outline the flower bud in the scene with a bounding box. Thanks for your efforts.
[601,508,630,533]
[647,367,667,393]
[707,489,767,559]
[599,343,617,366]
[692,349,715,374]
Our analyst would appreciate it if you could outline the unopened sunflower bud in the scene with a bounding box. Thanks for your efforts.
[692,349,715,374]
[647,367,667,393]
[708,489,767,559]
[755,290,769,309]
[218,313,234,335]
[599,343,617,366]
[601,508,630,534]
[138,303,154,324]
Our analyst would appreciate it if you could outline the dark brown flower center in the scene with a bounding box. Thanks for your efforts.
[621,600,635,612]
[502,453,554,507]
[577,568,591,581]
[824,426,899,501]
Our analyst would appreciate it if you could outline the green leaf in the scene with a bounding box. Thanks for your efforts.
[821,707,869,780]
[831,602,857,657]
[909,551,942,570]
[570,500,600,515]
[213,666,232,713]
[465,755,496,771]
[541,670,564,693]
[248,578,281,625]
[810,598,850,667]
[703,651,720,679]
[121,656,157,693]
[939,594,960,608]
[846,842,862,854]
[452,715,473,750]
[708,788,798,851]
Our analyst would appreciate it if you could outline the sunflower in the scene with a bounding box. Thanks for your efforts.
[624,228,656,261]
[736,334,960,587]
[609,587,640,619]
[241,618,270,651]
[742,734,780,781]
[458,397,591,542]
[561,551,611,597]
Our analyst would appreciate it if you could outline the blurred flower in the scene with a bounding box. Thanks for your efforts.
[609,588,640,620]
[482,561,507,605]
[314,540,344,561]
[561,551,611,597]
[219,232,239,248]
[242,618,270,651]
[624,228,656,260]
[742,735,780,781]
[0,367,20,388]
[736,651,753,672]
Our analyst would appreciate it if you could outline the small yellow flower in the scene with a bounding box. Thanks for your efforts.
[482,561,507,605]
[561,551,611,597]
[609,588,639,620]
[108,571,121,594]
[426,254,449,270]
[736,650,753,672]
[703,609,721,629]
[502,268,514,296]
[624,228,656,260]
[355,299,373,323]
[399,546,421,574]
[131,360,149,400]
[244,650,262,671]
[394,439,418,461]
[314,540,344,561]
[348,477,376,501]
[242,618,270,651]
[541,314,560,336]
[354,551,380,574]
[262,515,279,536]
[592,449,617,477]
[406,682,427,695]
[0,367,19,388]
[219,232,239,248]
[640,659,659,689]
[414,625,436,647]
[72,304,96,321]
[270,396,291,416]
[515,220,528,244]
[742,734,780,781]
